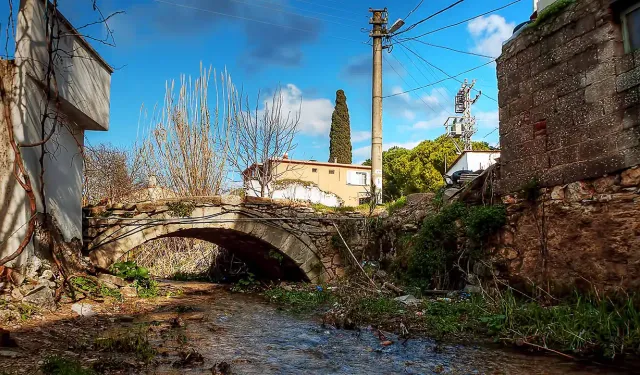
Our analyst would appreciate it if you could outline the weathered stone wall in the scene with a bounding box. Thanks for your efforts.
[492,165,640,293]
[496,0,640,194]
[83,196,367,283]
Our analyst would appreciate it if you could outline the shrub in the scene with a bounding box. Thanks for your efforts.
[385,196,407,215]
[110,261,157,298]
[42,356,94,375]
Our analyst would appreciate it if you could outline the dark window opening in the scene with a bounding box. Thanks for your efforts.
[312,168,318,173]
[329,169,335,174]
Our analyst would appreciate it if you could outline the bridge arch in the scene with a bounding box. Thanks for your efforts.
[86,205,331,283]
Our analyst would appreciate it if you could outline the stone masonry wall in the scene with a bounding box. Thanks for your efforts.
[83,196,368,282]
[496,0,640,194]
[491,165,640,293]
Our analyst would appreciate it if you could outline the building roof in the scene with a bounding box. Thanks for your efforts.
[242,158,371,177]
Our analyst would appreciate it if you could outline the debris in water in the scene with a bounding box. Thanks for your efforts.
[212,361,231,374]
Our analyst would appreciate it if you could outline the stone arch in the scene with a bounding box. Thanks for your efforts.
[87,207,329,283]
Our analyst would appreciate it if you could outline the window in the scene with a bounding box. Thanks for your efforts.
[346,170,369,185]
[312,168,318,173]
[622,3,640,52]
[329,169,335,175]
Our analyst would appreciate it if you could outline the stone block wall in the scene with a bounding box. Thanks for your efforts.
[496,0,640,194]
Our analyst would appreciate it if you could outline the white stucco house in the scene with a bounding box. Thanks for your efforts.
[0,0,112,267]
[445,150,500,178]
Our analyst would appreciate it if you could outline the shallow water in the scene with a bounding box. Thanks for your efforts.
[151,284,629,375]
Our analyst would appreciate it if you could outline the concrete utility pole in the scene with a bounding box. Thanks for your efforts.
[369,8,387,205]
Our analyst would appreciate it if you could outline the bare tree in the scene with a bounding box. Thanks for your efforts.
[83,143,144,206]
[135,64,237,197]
[231,87,300,198]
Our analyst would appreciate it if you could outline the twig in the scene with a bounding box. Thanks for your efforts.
[520,340,578,361]
[332,222,377,289]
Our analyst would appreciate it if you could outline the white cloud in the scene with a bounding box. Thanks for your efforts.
[467,15,515,58]
[269,84,333,136]
[351,130,371,144]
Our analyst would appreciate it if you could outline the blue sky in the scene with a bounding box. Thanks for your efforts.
[1,0,532,164]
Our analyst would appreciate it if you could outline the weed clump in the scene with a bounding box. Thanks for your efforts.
[385,196,407,215]
[264,285,335,313]
[95,325,155,361]
[110,261,158,298]
[42,356,95,375]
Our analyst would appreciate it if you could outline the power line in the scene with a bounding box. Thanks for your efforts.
[228,0,360,27]
[392,46,453,114]
[383,59,495,98]
[288,0,362,17]
[244,0,363,25]
[153,0,367,45]
[404,0,425,21]
[398,0,522,42]
[395,41,497,102]
[395,0,465,36]
[409,39,496,59]
[384,53,440,116]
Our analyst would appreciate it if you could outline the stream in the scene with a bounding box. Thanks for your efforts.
[148,282,626,375]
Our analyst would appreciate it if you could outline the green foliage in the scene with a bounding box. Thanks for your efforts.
[268,249,284,263]
[111,261,150,281]
[264,286,335,313]
[402,202,506,290]
[95,325,155,361]
[521,177,540,202]
[310,203,358,213]
[16,303,37,321]
[167,201,195,217]
[328,89,352,164]
[42,356,95,375]
[408,202,467,290]
[529,0,575,28]
[488,291,640,358]
[385,196,407,215]
[110,262,157,298]
[70,276,122,300]
[381,136,491,200]
[464,205,507,245]
[351,297,403,322]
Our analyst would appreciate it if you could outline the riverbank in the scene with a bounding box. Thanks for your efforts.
[1,280,632,374]
[261,280,640,365]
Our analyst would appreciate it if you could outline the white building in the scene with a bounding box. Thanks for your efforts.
[0,0,112,267]
[446,150,500,176]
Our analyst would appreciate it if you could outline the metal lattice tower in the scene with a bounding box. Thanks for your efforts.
[443,80,481,153]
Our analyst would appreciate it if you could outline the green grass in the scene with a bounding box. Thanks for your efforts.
[42,356,95,375]
[385,196,407,215]
[70,276,122,300]
[264,286,336,313]
[95,325,156,361]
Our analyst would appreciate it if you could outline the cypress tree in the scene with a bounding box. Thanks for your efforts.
[328,89,352,164]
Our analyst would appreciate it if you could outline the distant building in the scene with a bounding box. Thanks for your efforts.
[243,158,372,207]
[446,150,501,175]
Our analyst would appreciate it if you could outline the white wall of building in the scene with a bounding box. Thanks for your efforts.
[0,0,111,267]
[245,180,343,207]
[447,151,501,175]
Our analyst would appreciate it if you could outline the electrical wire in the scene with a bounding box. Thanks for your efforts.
[384,53,441,116]
[229,0,362,27]
[395,41,497,102]
[383,59,495,98]
[288,0,362,17]
[395,0,465,36]
[404,0,425,21]
[410,39,496,59]
[393,45,454,113]
[397,0,522,42]
[153,0,368,45]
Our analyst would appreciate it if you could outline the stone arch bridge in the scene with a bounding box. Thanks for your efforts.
[82,196,367,283]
